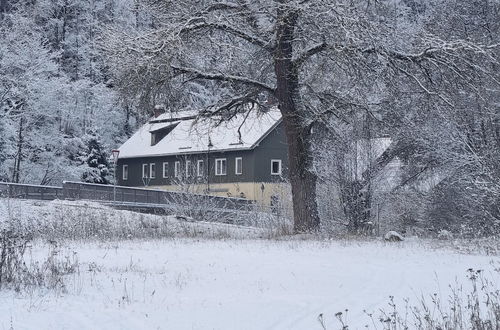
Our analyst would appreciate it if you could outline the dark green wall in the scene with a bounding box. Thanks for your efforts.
[116,122,288,187]
[252,122,288,182]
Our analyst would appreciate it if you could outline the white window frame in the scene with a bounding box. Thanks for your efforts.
[235,157,242,175]
[162,162,169,178]
[142,164,148,178]
[197,160,204,177]
[215,158,227,176]
[271,159,282,175]
[122,165,128,180]
[150,163,156,179]
[174,161,181,178]
[185,160,191,178]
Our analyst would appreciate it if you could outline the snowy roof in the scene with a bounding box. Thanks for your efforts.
[118,108,282,159]
[352,137,395,177]
[356,137,393,162]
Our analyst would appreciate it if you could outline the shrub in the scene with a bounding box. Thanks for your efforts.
[0,229,78,292]
[0,229,31,290]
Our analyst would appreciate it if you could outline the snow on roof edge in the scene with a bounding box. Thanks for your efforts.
[118,108,283,159]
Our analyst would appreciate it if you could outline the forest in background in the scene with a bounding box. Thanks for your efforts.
[0,0,155,185]
[0,0,499,236]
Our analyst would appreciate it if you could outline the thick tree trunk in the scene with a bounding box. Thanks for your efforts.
[274,6,320,232]
[284,121,321,232]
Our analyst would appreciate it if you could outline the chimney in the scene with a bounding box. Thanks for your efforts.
[153,104,165,118]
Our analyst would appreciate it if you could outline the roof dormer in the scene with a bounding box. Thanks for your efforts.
[150,123,179,146]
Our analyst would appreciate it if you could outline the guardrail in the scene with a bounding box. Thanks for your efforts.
[0,182,63,200]
[0,181,255,212]
[62,181,254,211]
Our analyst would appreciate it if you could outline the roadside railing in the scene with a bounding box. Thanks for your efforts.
[0,181,255,212]
[0,181,280,227]
[0,182,63,200]
[62,181,255,211]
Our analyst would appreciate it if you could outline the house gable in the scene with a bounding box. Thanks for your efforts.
[252,122,288,182]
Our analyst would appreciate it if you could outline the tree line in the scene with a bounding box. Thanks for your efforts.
[0,0,152,185]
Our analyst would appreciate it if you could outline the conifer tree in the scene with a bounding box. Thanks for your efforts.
[80,131,112,184]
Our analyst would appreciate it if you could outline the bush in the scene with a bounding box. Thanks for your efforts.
[0,229,78,292]
[0,229,31,290]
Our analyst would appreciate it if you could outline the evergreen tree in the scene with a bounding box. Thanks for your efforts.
[80,131,112,184]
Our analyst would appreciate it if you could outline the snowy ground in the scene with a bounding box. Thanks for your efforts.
[0,238,498,330]
[1,198,498,329]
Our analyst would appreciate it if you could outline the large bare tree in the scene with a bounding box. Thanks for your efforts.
[102,0,498,232]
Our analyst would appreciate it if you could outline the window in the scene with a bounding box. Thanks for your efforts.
[197,160,204,177]
[122,165,128,180]
[271,159,282,175]
[185,160,191,178]
[235,157,242,175]
[215,158,227,176]
[150,163,156,179]
[174,161,181,178]
[163,162,169,178]
[142,164,148,178]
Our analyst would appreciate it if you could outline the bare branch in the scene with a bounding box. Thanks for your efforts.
[171,65,276,94]
[180,21,272,51]
[392,64,454,107]
[201,2,241,13]
[236,107,254,144]
[293,42,327,68]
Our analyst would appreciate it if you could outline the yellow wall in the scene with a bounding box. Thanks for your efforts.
[148,182,290,207]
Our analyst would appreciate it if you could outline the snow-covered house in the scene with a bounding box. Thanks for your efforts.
[116,108,288,205]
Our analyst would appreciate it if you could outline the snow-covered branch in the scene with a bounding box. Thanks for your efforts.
[293,42,327,68]
[171,65,276,94]
[180,21,273,51]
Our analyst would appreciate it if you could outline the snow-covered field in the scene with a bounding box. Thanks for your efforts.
[1,198,499,329]
[0,238,498,330]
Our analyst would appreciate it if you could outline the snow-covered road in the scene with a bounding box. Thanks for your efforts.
[1,239,498,330]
